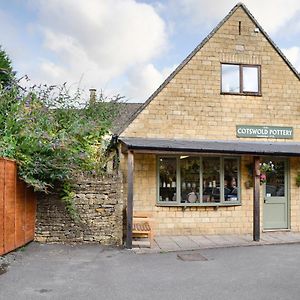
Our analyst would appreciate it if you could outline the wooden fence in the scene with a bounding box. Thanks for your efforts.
[0,158,36,256]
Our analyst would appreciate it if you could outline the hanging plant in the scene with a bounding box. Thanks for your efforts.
[260,173,267,184]
[259,161,274,185]
[260,161,274,173]
[246,161,275,187]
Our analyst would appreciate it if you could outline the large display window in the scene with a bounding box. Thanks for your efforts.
[158,156,240,206]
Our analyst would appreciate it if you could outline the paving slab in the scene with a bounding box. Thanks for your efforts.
[204,234,233,246]
[154,236,181,250]
[189,235,219,247]
[260,234,283,243]
[219,235,250,246]
[282,232,300,241]
[240,234,253,242]
[267,232,295,242]
[170,236,199,250]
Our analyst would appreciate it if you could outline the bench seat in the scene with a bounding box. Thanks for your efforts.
[132,213,154,248]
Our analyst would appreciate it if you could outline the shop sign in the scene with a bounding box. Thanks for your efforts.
[236,125,293,139]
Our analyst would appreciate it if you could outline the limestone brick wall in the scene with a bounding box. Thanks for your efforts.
[121,7,300,141]
[129,154,253,235]
[35,174,123,245]
[128,154,300,235]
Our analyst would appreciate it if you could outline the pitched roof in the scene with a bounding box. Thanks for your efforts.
[111,102,142,134]
[117,2,300,136]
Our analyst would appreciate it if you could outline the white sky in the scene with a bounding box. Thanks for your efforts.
[1,0,300,102]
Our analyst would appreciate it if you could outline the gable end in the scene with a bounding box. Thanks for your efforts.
[118,2,300,136]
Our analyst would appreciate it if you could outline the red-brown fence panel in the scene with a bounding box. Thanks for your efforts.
[15,178,26,247]
[0,160,4,255]
[4,160,16,253]
[0,158,37,256]
[25,186,36,243]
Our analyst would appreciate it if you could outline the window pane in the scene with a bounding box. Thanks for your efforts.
[224,158,239,201]
[180,156,200,203]
[222,64,240,93]
[243,66,259,93]
[265,161,285,197]
[202,157,220,203]
[159,157,177,202]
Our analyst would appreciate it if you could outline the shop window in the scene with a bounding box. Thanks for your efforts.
[202,157,221,203]
[159,157,177,202]
[180,156,200,203]
[157,156,240,206]
[221,63,260,95]
[224,158,239,201]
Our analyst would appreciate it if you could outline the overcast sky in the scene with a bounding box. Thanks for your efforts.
[1,0,300,102]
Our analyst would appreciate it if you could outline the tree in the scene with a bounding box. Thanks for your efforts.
[0,46,14,87]
[0,83,121,191]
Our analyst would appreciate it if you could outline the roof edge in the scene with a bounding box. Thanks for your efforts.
[117,2,300,136]
[119,136,300,156]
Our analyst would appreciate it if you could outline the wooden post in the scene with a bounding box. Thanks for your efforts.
[126,151,134,249]
[253,156,260,241]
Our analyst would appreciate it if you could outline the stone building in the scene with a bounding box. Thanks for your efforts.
[116,3,300,247]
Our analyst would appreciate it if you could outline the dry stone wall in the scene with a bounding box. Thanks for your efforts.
[35,174,123,246]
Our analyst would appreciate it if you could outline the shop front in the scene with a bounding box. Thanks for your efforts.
[116,3,300,248]
[119,138,300,248]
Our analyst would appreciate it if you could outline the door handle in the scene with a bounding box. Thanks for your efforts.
[264,199,267,204]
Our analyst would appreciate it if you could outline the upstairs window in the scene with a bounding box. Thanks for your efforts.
[221,63,261,95]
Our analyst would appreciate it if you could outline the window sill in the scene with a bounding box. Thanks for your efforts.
[221,92,262,97]
[156,202,242,207]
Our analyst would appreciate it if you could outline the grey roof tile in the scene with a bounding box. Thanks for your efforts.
[111,103,142,134]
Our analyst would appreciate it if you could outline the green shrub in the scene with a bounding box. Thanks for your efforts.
[0,83,121,193]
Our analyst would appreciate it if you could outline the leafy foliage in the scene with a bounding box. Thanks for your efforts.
[0,46,15,87]
[61,181,78,220]
[0,83,121,193]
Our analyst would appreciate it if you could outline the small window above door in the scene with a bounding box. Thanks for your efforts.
[221,63,261,95]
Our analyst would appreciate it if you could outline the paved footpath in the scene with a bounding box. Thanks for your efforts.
[133,232,300,253]
[2,242,300,299]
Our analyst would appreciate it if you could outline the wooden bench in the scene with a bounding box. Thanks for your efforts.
[132,212,154,248]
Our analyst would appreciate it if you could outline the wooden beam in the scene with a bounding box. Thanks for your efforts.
[126,151,134,249]
[253,156,260,241]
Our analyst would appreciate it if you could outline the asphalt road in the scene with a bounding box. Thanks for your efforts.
[1,242,300,300]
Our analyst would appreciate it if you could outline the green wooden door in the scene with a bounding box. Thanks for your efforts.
[263,159,288,230]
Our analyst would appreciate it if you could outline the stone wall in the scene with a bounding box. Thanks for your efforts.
[35,174,123,245]
[121,7,300,140]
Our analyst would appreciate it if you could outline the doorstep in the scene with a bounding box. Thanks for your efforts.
[131,232,300,254]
